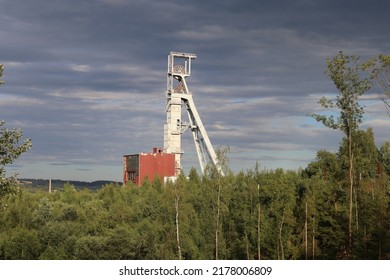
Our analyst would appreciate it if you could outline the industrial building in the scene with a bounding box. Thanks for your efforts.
[123,51,222,186]
[123,148,175,186]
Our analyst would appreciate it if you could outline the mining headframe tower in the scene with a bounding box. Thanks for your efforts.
[123,51,222,186]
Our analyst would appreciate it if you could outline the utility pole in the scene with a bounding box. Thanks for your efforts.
[257,184,261,260]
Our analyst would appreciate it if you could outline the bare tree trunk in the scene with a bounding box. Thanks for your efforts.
[379,215,383,259]
[354,186,359,231]
[215,182,221,260]
[305,202,308,260]
[278,214,285,260]
[257,198,261,260]
[348,132,353,257]
[174,184,182,260]
[245,230,250,260]
[312,216,315,260]
[312,235,315,259]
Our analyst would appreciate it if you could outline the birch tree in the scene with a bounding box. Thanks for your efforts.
[309,51,371,257]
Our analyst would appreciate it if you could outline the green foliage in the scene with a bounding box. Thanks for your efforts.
[309,51,374,256]
[0,64,4,86]
[379,142,390,176]
[0,65,32,198]
[0,159,389,260]
[309,51,371,133]
[364,54,390,114]
[0,121,32,198]
[338,128,379,180]
[0,121,32,167]
[304,150,340,180]
[0,227,40,259]
[32,197,53,226]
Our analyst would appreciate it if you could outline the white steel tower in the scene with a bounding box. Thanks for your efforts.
[164,51,223,176]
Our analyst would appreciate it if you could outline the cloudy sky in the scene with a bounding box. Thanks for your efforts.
[1,0,389,182]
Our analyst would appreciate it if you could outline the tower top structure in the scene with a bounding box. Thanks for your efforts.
[168,52,196,73]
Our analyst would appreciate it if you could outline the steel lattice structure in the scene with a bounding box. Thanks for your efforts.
[164,51,223,176]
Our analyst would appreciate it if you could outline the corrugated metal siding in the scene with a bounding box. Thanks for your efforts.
[123,152,175,186]
[139,153,175,184]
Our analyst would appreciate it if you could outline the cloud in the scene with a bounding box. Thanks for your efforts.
[70,64,92,73]
[1,0,389,181]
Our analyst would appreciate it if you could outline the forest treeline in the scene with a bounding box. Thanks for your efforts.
[0,129,389,260]
[18,179,121,191]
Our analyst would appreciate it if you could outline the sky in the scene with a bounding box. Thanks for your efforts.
[1,0,389,182]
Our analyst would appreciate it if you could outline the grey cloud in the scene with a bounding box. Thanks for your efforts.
[1,0,389,180]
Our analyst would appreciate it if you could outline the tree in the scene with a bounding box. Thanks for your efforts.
[379,142,390,176]
[32,197,53,227]
[74,235,107,260]
[339,128,379,181]
[204,146,232,259]
[0,64,4,86]
[365,55,390,115]
[309,51,371,256]
[304,150,340,181]
[0,65,32,198]
[1,227,40,259]
[173,175,183,260]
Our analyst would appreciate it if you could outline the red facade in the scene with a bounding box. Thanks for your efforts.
[123,148,175,186]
